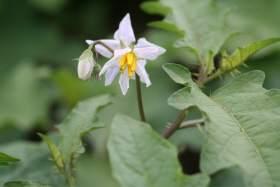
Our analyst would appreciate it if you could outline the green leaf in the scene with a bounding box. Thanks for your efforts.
[162,63,192,85]
[0,142,64,187]
[0,63,53,129]
[213,38,280,76]
[107,114,209,187]
[216,0,280,42]
[142,0,233,61]
[209,166,247,187]
[4,181,51,187]
[141,1,170,16]
[167,68,280,187]
[58,94,110,167]
[0,152,19,166]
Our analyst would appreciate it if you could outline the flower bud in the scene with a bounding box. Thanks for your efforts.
[77,48,95,80]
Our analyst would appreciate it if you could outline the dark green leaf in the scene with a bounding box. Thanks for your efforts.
[0,152,19,166]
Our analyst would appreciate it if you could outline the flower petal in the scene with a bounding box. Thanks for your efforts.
[85,39,121,58]
[136,60,151,87]
[105,66,119,86]
[99,48,131,76]
[119,69,130,95]
[114,13,136,46]
[134,38,166,60]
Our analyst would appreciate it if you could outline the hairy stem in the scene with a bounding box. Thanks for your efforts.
[136,75,146,122]
[162,110,186,139]
[179,118,205,129]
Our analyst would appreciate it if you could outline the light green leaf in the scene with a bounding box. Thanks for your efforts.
[0,152,19,166]
[167,67,280,187]
[142,0,233,61]
[162,63,192,85]
[0,63,53,129]
[209,38,280,79]
[107,114,209,187]
[4,181,51,187]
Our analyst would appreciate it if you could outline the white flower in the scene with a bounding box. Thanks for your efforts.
[86,13,166,95]
[77,47,95,80]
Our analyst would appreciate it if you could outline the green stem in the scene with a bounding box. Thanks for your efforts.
[65,172,75,187]
[136,75,146,122]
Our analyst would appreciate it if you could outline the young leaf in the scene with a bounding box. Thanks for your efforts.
[210,38,280,78]
[162,63,192,85]
[4,181,51,187]
[142,0,233,61]
[166,64,280,187]
[107,114,209,187]
[0,152,19,166]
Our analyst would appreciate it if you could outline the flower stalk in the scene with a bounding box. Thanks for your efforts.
[136,75,146,122]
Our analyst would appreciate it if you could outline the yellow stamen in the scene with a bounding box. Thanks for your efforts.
[118,52,137,77]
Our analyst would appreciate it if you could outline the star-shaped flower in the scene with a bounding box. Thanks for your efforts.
[86,13,166,95]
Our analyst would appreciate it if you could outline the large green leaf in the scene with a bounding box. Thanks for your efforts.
[142,0,233,61]
[0,152,19,166]
[216,0,280,42]
[0,142,64,187]
[107,114,209,187]
[164,63,280,187]
[0,63,53,129]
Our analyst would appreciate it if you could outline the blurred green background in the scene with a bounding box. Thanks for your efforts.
[0,0,279,186]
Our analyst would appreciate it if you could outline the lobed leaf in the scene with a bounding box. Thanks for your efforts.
[166,63,280,187]
[142,0,233,61]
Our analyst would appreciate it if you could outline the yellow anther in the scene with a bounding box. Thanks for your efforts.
[118,52,137,77]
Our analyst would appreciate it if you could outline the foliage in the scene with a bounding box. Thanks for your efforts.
[108,114,209,187]
[0,0,280,187]
[164,63,280,187]
[0,152,19,166]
